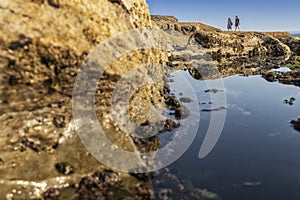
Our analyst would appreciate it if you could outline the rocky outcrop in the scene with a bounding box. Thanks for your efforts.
[291,118,300,132]
[165,30,292,80]
[279,36,300,65]
[151,15,179,23]
[151,15,221,34]
[0,0,167,199]
[151,16,297,80]
[262,32,291,38]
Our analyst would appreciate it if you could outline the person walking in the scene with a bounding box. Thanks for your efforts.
[235,16,240,31]
[227,18,233,31]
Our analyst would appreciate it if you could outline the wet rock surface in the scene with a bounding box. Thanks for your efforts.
[153,168,222,200]
[0,0,166,199]
[261,66,300,87]
[2,2,300,200]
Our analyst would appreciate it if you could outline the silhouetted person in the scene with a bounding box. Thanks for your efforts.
[227,18,233,31]
[235,16,240,31]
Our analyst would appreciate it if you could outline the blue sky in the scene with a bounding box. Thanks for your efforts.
[146,0,300,32]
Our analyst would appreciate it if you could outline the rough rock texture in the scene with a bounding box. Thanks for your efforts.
[280,36,300,65]
[151,16,297,81]
[165,32,291,80]
[261,66,300,87]
[0,0,167,199]
[151,15,221,33]
[262,32,291,38]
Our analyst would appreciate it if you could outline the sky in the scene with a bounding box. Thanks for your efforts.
[146,0,300,32]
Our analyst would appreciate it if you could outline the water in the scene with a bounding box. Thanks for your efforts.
[155,71,300,200]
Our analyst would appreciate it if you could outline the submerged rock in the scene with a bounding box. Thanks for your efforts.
[179,97,193,103]
[201,107,226,112]
[291,118,300,132]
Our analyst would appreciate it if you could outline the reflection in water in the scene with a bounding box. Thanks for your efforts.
[153,71,300,200]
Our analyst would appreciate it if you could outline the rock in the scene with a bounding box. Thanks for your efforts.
[75,170,142,200]
[151,15,220,33]
[42,188,60,200]
[201,106,226,112]
[0,0,165,199]
[55,162,74,175]
[179,97,193,103]
[262,68,300,87]
[162,119,180,132]
[204,89,223,93]
[262,72,277,82]
[285,97,296,105]
[153,16,295,78]
[153,168,221,200]
[48,0,60,8]
[291,118,300,132]
[53,115,68,128]
[0,158,4,166]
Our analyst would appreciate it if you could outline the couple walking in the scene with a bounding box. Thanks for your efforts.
[227,16,240,31]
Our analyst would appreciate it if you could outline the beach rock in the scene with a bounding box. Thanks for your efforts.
[280,36,300,65]
[73,170,153,200]
[153,16,295,81]
[261,67,300,87]
[151,15,220,32]
[42,188,60,200]
[262,72,277,82]
[291,118,300,132]
[0,0,168,199]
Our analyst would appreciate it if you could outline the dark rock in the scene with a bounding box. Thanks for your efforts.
[291,118,300,132]
[162,119,180,132]
[140,120,150,126]
[8,75,19,85]
[55,162,74,175]
[109,0,123,4]
[76,170,123,200]
[201,106,226,112]
[262,72,277,82]
[131,136,160,153]
[165,96,180,109]
[0,158,4,165]
[21,137,41,152]
[42,188,60,200]
[8,35,32,50]
[48,0,60,8]
[204,89,223,93]
[129,171,152,181]
[179,97,193,103]
[53,115,66,128]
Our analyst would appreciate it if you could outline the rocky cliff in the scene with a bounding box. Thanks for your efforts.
[0,0,168,199]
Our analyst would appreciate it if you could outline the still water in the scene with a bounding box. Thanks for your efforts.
[155,71,300,200]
